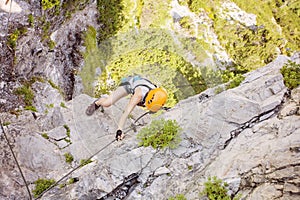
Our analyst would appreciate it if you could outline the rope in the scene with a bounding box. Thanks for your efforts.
[0,120,32,200]
[35,110,153,199]
[35,138,116,199]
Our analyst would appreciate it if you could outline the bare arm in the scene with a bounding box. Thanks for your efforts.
[117,87,143,131]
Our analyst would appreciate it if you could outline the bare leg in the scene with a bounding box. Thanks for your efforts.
[95,87,128,107]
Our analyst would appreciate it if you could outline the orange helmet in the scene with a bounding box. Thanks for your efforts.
[145,88,167,112]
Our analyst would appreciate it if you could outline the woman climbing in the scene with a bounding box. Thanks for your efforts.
[86,75,168,141]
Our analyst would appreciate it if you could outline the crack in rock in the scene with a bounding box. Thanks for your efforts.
[223,91,289,149]
[98,173,140,200]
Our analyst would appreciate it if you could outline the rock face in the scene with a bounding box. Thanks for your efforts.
[0,54,299,199]
[0,1,299,200]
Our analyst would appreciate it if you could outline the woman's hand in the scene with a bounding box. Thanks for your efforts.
[116,129,124,141]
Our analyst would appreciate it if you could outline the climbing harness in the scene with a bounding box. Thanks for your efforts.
[0,120,33,200]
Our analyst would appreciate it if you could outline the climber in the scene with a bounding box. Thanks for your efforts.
[86,75,168,141]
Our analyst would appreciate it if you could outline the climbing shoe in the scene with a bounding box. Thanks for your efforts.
[86,100,104,116]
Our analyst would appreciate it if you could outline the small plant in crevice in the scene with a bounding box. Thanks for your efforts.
[41,133,49,140]
[67,177,78,184]
[64,152,74,164]
[2,122,11,126]
[280,61,300,90]
[63,124,71,137]
[28,14,35,27]
[32,178,55,198]
[60,102,67,108]
[137,119,182,149]
[48,39,56,50]
[14,85,34,106]
[80,159,92,167]
[168,194,187,200]
[7,29,20,49]
[200,176,240,200]
[24,105,38,112]
[48,80,60,90]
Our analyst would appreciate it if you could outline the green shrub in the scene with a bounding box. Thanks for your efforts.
[137,119,182,149]
[64,152,74,164]
[200,176,233,200]
[32,178,55,197]
[169,194,187,200]
[280,61,300,89]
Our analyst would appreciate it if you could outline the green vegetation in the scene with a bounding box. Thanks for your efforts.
[41,133,49,139]
[64,152,74,164]
[67,177,76,184]
[32,178,55,197]
[7,28,27,50]
[137,119,182,149]
[2,122,11,126]
[80,0,298,105]
[225,74,245,89]
[28,14,35,27]
[7,29,20,49]
[14,85,35,107]
[80,159,92,167]
[46,104,54,109]
[232,0,300,54]
[179,16,193,29]
[60,102,67,108]
[48,39,56,50]
[168,194,187,200]
[200,176,229,200]
[97,0,125,41]
[200,176,240,200]
[24,106,38,112]
[48,80,63,96]
[41,0,60,10]
[61,0,89,19]
[140,0,172,28]
[280,61,300,89]
[63,124,71,137]
[185,0,300,70]
[81,26,102,95]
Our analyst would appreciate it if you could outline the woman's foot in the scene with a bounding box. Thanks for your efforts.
[86,101,104,116]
